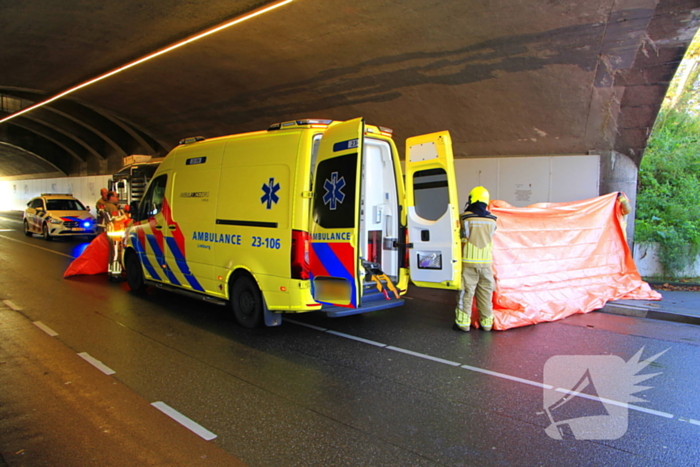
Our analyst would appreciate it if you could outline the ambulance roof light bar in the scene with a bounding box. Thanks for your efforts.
[268,119,333,131]
[178,136,206,145]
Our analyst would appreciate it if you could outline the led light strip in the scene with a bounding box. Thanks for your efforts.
[0,0,294,124]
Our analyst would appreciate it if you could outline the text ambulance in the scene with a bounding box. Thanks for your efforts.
[123,118,461,327]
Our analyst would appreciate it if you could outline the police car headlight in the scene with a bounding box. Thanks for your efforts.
[83,221,92,228]
[49,218,62,224]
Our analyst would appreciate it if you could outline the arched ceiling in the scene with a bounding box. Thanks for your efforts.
[0,0,698,179]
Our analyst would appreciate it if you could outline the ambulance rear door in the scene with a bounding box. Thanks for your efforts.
[309,118,364,308]
[405,131,461,290]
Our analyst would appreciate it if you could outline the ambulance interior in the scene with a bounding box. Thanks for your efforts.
[360,138,400,284]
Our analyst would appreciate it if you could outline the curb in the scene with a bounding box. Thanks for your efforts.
[599,303,700,326]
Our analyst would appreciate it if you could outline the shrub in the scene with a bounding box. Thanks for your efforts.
[635,109,700,276]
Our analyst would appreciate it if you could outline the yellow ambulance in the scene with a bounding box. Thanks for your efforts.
[123,118,461,327]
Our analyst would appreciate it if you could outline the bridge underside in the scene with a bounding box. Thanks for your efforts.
[0,0,698,179]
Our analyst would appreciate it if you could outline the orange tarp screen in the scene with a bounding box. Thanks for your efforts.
[489,192,660,330]
[63,233,109,277]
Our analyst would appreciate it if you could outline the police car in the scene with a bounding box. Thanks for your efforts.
[23,194,97,240]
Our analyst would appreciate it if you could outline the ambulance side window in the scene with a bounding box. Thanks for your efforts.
[140,174,167,219]
[413,168,448,221]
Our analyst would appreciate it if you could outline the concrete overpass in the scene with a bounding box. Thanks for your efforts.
[1,0,698,203]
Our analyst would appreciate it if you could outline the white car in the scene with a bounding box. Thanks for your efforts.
[24,194,97,240]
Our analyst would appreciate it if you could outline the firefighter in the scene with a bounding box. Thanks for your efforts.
[454,186,497,332]
[95,188,109,233]
[617,192,632,240]
[103,192,128,280]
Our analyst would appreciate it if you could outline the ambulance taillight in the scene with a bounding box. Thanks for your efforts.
[291,230,311,280]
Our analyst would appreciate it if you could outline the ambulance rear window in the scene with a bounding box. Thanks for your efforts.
[413,168,448,221]
[312,154,357,229]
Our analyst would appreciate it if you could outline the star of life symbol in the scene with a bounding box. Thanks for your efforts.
[261,177,280,209]
[323,172,346,210]
[542,347,667,440]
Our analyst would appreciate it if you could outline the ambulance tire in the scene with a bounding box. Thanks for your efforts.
[24,220,32,236]
[231,275,263,329]
[42,223,52,241]
[125,251,147,294]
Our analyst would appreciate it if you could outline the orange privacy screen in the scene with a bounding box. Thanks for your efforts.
[64,233,109,277]
[488,192,660,331]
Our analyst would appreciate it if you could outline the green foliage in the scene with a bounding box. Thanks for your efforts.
[636,108,700,276]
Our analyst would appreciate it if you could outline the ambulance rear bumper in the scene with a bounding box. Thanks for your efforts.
[321,288,404,318]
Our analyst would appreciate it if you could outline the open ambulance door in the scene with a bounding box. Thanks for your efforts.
[405,131,461,290]
[309,118,364,308]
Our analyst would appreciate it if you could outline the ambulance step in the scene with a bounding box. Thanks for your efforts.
[322,297,404,318]
[361,289,392,303]
[145,280,227,306]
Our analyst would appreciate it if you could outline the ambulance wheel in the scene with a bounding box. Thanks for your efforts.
[125,251,146,294]
[42,223,52,241]
[231,275,263,329]
[23,220,32,236]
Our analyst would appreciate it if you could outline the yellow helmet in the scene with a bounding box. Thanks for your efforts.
[469,186,490,205]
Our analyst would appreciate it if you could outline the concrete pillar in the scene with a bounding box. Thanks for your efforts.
[596,150,638,248]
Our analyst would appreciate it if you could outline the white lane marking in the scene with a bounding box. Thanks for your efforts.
[0,229,14,232]
[77,352,116,375]
[151,401,217,441]
[286,320,697,425]
[462,364,553,389]
[33,321,59,337]
[554,387,674,418]
[0,215,22,224]
[387,346,461,366]
[327,330,387,348]
[2,300,22,311]
[284,318,327,332]
[0,234,75,258]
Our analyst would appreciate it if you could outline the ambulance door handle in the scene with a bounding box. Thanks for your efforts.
[168,225,177,231]
[154,225,163,230]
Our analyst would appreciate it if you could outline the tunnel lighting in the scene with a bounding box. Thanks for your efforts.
[0,0,294,125]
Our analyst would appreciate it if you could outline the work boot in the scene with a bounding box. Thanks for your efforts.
[452,323,470,332]
[480,316,493,332]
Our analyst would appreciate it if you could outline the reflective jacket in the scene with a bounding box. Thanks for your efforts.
[460,210,497,266]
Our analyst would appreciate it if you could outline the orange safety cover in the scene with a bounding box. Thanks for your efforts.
[63,233,109,277]
[486,192,660,331]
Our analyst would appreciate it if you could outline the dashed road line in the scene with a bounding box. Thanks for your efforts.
[33,321,59,336]
[326,330,387,348]
[462,363,553,389]
[151,401,217,441]
[0,215,22,224]
[285,318,697,426]
[2,299,22,311]
[0,234,74,258]
[387,345,462,366]
[77,352,116,375]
